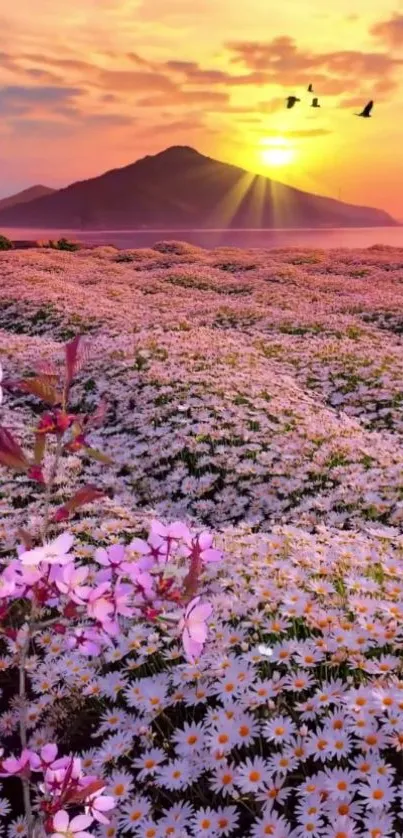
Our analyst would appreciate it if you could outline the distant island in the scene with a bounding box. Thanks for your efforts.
[0,185,56,212]
[0,146,397,230]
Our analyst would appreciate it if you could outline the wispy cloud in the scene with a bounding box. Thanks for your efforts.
[371,13,403,47]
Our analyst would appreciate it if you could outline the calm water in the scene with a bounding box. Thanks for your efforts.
[4,227,403,250]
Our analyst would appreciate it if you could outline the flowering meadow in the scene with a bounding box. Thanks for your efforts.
[1,241,403,837]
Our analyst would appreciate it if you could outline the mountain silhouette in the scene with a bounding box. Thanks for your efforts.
[0,146,396,229]
[0,184,55,212]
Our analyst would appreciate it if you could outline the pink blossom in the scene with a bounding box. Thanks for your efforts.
[66,627,105,656]
[94,543,126,574]
[1,748,39,776]
[148,519,190,565]
[40,743,59,766]
[0,566,16,598]
[52,562,90,604]
[183,530,223,564]
[86,583,114,624]
[20,533,74,567]
[122,562,155,599]
[85,789,115,824]
[178,595,212,662]
[51,810,93,838]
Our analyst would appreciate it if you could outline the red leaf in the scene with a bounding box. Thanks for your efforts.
[68,780,105,804]
[65,336,81,392]
[85,399,108,430]
[4,377,60,405]
[64,336,91,393]
[27,465,46,484]
[21,376,61,405]
[35,359,58,380]
[52,484,105,522]
[84,446,113,465]
[0,427,29,472]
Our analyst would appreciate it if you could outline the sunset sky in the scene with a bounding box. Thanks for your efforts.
[1,0,403,215]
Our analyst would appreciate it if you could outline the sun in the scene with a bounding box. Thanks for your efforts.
[259,137,295,167]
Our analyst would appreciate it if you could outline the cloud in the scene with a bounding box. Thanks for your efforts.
[25,68,64,83]
[137,89,229,107]
[10,118,77,137]
[137,116,206,135]
[0,84,83,103]
[371,13,403,47]
[98,69,176,92]
[226,36,402,95]
[0,84,84,118]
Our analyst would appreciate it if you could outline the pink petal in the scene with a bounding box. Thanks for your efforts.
[94,547,108,565]
[202,548,222,563]
[20,547,45,566]
[168,521,190,539]
[70,814,93,831]
[182,630,202,662]
[185,595,201,616]
[198,531,213,550]
[53,810,69,831]
[53,532,74,555]
[93,796,115,811]
[189,603,212,623]
[41,744,58,763]
[189,621,208,643]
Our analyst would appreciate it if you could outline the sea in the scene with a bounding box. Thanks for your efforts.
[4,227,403,250]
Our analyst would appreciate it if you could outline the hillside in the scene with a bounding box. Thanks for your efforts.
[0,184,55,211]
[0,146,396,229]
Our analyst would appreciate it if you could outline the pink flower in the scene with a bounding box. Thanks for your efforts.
[85,789,115,824]
[178,596,212,662]
[113,582,133,617]
[0,566,16,598]
[31,744,59,772]
[51,810,93,838]
[94,544,126,574]
[52,562,90,604]
[122,562,155,599]
[66,627,105,656]
[86,583,114,624]
[20,533,74,567]
[149,519,190,565]
[1,748,39,776]
[183,530,223,564]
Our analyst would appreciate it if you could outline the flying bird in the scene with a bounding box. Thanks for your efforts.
[356,100,373,118]
[311,97,320,108]
[286,96,301,109]
[308,84,313,93]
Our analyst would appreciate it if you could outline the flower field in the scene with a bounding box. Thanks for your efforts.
[1,241,403,837]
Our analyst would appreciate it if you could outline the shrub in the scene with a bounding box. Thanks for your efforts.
[48,237,80,252]
[0,233,13,250]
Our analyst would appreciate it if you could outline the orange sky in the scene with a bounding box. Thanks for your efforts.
[1,0,403,216]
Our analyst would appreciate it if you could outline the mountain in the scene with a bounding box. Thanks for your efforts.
[0,147,396,229]
[0,185,56,212]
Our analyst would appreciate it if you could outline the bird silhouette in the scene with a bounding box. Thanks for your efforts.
[356,100,373,118]
[286,96,301,109]
[308,84,313,93]
[311,97,320,108]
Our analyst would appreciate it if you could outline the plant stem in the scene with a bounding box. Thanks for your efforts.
[19,632,34,838]
[41,436,64,544]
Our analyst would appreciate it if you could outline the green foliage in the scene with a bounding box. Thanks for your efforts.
[48,237,80,252]
[0,234,13,251]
